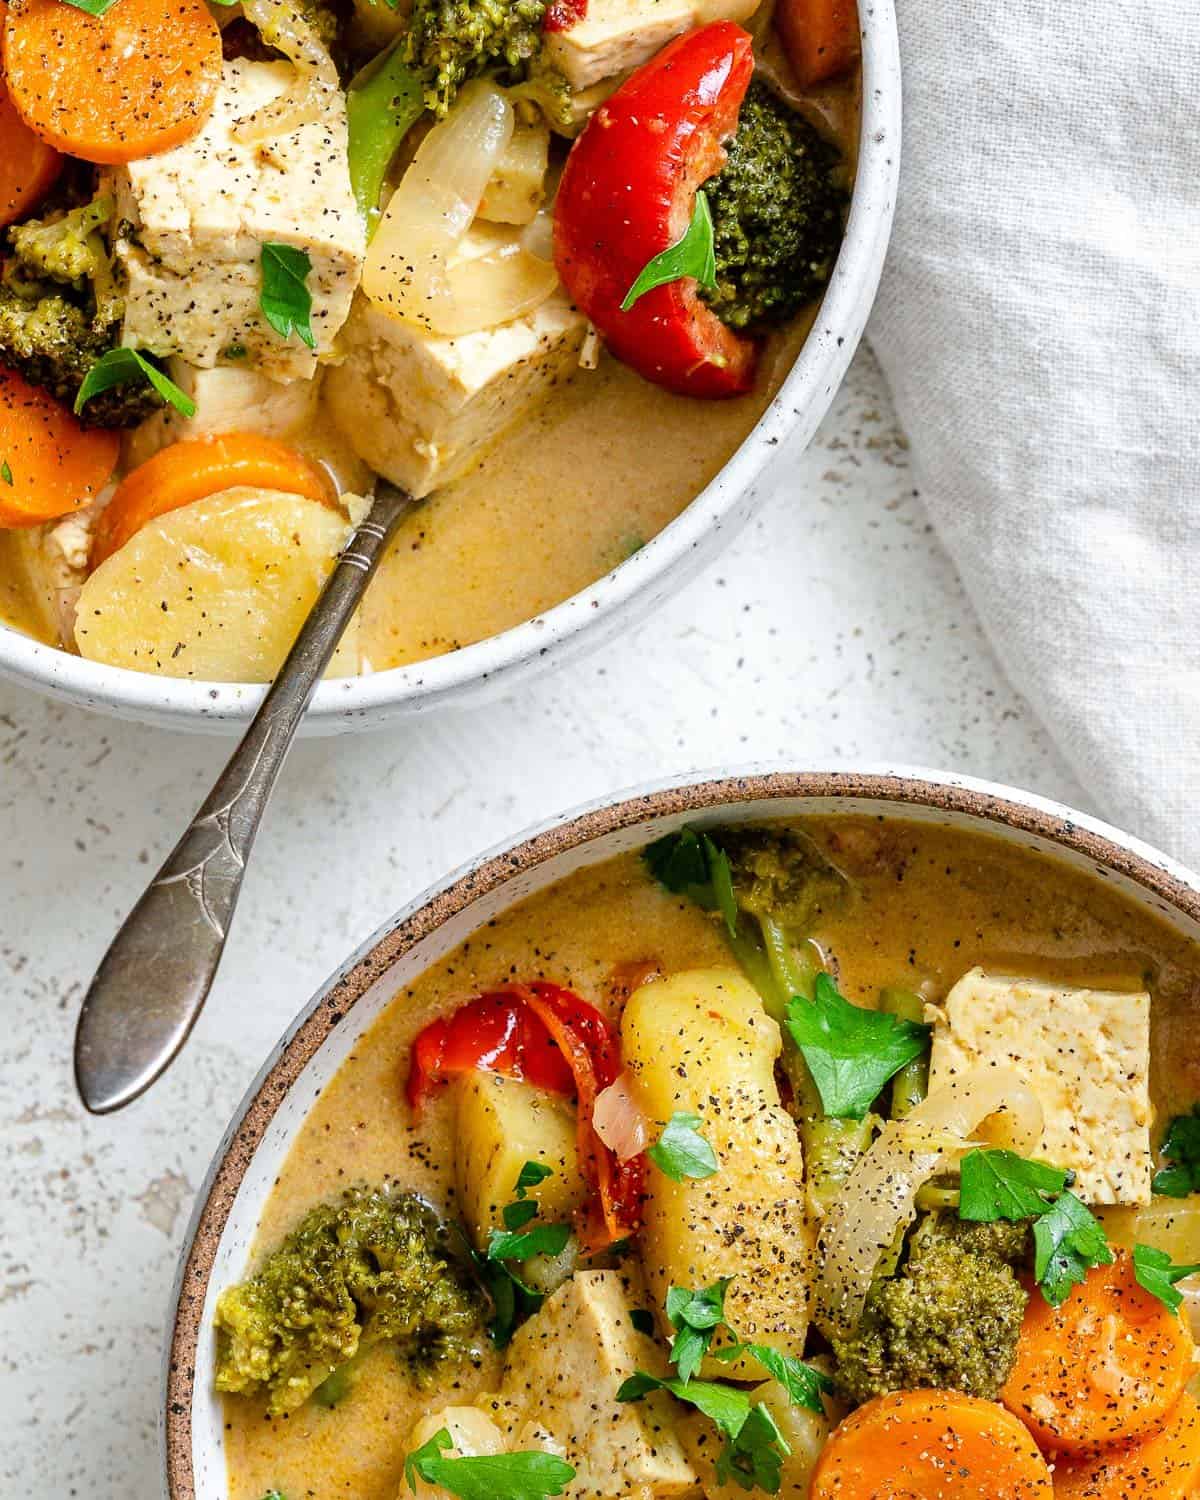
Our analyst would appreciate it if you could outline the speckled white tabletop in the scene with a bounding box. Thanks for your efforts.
[0,348,1091,1497]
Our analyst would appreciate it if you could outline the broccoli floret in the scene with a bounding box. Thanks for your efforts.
[403,0,551,115]
[831,1215,1029,1405]
[703,80,847,332]
[214,1186,485,1415]
[0,193,161,428]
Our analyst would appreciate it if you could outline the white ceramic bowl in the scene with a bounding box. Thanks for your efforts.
[0,10,901,735]
[164,764,1200,1498]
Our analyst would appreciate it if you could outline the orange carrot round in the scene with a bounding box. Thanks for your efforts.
[810,1390,1054,1499]
[1001,1251,1196,1455]
[0,81,62,228]
[774,0,861,89]
[91,433,334,565]
[2,0,221,165]
[1052,1392,1200,1499]
[0,367,120,528]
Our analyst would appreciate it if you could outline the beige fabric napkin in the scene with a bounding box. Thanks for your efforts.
[867,2,1200,867]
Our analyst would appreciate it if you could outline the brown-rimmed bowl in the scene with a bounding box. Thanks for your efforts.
[164,766,1200,1497]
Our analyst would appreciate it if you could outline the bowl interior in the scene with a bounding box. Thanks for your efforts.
[169,768,1200,1499]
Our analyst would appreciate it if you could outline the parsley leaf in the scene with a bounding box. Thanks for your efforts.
[502,1199,539,1231]
[1153,1108,1200,1197]
[665,1279,731,1383]
[404,1428,575,1500]
[620,190,718,312]
[260,242,316,349]
[959,1148,1072,1222]
[57,0,121,14]
[629,1308,655,1335]
[1132,1244,1200,1315]
[715,1402,790,1493]
[784,974,931,1120]
[486,1221,571,1262]
[710,1343,832,1416]
[1032,1190,1114,1307]
[648,1112,719,1182]
[515,1161,554,1195]
[617,1372,752,1439]
[74,347,196,419]
[0,460,11,486]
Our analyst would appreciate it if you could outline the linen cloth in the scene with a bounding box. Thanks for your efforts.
[867,3,1200,868]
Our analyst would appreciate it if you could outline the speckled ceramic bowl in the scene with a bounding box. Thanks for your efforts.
[164,765,1200,1498]
[0,7,900,735]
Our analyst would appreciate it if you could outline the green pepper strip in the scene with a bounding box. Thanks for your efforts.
[347,45,426,232]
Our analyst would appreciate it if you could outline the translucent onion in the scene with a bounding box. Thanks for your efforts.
[814,1067,1045,1341]
[519,204,556,262]
[233,0,340,143]
[592,1073,648,1163]
[363,82,516,332]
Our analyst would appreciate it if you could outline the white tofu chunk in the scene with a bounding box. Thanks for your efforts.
[484,1271,698,1499]
[125,360,322,469]
[110,59,364,380]
[324,289,587,497]
[544,0,761,90]
[928,967,1153,1205]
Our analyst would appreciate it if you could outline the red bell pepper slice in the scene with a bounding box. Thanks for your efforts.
[553,21,758,399]
[406,981,644,1246]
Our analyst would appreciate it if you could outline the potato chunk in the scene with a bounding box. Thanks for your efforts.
[622,969,814,1374]
[403,1406,507,1500]
[74,487,357,681]
[454,1072,587,1249]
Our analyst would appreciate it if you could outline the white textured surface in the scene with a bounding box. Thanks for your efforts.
[0,349,1087,1495]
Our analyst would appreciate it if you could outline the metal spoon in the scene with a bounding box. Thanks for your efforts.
[73,481,419,1115]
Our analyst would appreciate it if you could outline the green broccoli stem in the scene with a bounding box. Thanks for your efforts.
[346,44,426,231]
[880,987,930,1119]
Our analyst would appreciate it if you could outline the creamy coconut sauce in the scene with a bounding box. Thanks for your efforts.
[223,816,1200,1500]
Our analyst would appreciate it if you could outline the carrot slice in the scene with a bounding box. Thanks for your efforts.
[91,433,334,565]
[774,0,861,88]
[0,81,62,228]
[0,367,119,528]
[1052,1392,1200,1499]
[1001,1251,1196,1455]
[810,1389,1054,1499]
[2,0,221,166]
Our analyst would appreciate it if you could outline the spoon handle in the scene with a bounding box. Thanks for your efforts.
[74,482,417,1115]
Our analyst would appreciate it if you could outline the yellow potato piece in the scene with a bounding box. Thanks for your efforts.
[403,1406,507,1500]
[622,968,815,1376]
[75,486,356,682]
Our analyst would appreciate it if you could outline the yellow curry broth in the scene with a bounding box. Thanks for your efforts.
[224,818,1200,1499]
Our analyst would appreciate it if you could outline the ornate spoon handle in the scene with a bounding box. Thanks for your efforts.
[74,482,417,1115]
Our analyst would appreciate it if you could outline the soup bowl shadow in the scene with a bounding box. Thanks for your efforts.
[164,764,1200,1498]
[0,4,901,735]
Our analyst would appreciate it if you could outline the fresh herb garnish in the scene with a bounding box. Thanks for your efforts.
[487,1221,571,1262]
[515,1160,554,1194]
[1132,1243,1200,1315]
[465,1163,569,1347]
[784,973,931,1120]
[618,1373,791,1490]
[665,1278,732,1384]
[404,1428,575,1500]
[716,1402,790,1493]
[959,1148,1072,1222]
[710,1342,831,1415]
[260,242,316,350]
[0,461,11,486]
[74,348,195,419]
[1032,1190,1114,1307]
[1152,1107,1200,1197]
[617,1371,752,1435]
[57,0,121,15]
[629,1308,655,1335]
[621,190,718,311]
[643,827,734,934]
[648,1111,719,1182]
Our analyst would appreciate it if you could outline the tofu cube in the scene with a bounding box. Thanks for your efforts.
[928,967,1153,1205]
[544,0,762,90]
[486,1270,699,1498]
[110,59,364,380]
[324,288,587,497]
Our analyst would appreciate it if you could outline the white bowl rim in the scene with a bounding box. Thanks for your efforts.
[0,3,901,729]
[163,761,1200,1497]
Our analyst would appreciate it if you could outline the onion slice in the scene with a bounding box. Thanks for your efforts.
[233,0,340,143]
[814,1066,1045,1340]
[592,1073,648,1163]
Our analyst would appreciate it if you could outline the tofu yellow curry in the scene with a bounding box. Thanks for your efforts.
[0,0,859,681]
[214,816,1200,1500]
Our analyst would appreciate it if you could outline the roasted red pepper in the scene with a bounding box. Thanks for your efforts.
[553,22,758,399]
[406,981,644,1247]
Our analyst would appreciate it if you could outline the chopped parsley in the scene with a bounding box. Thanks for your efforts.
[461,1162,571,1348]
[260,243,316,350]
[0,460,11,486]
[486,1221,571,1263]
[647,1111,719,1182]
[959,1148,1072,1222]
[620,191,718,312]
[1132,1243,1200,1315]
[784,973,930,1120]
[74,347,195,419]
[1153,1107,1200,1197]
[1032,1190,1114,1307]
[404,1429,574,1500]
[665,1278,732,1383]
[57,0,121,13]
